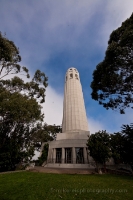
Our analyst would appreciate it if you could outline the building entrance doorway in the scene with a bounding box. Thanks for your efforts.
[56,148,62,163]
[75,148,84,163]
[65,148,72,163]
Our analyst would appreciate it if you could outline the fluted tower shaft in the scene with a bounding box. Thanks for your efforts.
[62,68,88,133]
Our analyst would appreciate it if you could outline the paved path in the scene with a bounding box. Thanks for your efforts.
[0,167,96,175]
[29,166,95,174]
[0,170,25,174]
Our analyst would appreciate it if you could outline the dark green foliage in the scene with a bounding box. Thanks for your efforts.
[0,72,48,104]
[109,124,133,171]
[38,143,49,166]
[0,33,48,171]
[121,124,133,171]
[91,13,133,113]
[0,87,42,172]
[32,123,62,144]
[0,86,43,123]
[0,32,29,79]
[0,123,35,172]
[110,133,125,164]
[0,32,48,104]
[87,130,111,170]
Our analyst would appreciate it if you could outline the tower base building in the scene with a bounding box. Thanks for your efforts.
[45,68,93,168]
[46,131,91,168]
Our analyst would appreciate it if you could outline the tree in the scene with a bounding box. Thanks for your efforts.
[32,123,62,145]
[110,124,133,173]
[0,122,35,171]
[38,143,49,166]
[31,123,62,166]
[0,32,29,79]
[91,13,133,114]
[0,33,48,171]
[87,130,111,172]
[110,133,125,164]
[121,124,133,172]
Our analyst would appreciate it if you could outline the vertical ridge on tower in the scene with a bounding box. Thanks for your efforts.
[62,67,88,133]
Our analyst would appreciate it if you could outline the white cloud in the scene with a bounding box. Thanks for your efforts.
[88,117,106,134]
[99,0,133,47]
[112,109,133,130]
[1,0,133,134]
[42,86,63,125]
[43,87,110,134]
[0,0,103,67]
[88,108,133,134]
[1,0,133,69]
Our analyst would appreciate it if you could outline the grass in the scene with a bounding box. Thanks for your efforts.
[0,171,133,200]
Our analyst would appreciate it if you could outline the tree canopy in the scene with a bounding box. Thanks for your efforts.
[0,32,29,79]
[87,126,133,173]
[32,123,62,144]
[120,124,133,171]
[87,130,111,171]
[91,13,133,114]
[110,132,125,164]
[0,32,49,171]
[110,124,133,172]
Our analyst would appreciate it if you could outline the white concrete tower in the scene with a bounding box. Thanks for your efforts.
[62,67,88,133]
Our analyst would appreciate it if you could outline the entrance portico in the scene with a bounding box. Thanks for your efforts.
[45,131,90,168]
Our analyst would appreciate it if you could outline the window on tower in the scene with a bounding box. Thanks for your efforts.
[70,73,73,78]
[75,74,78,80]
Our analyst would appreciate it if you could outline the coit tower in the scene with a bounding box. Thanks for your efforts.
[45,67,90,168]
[62,67,88,133]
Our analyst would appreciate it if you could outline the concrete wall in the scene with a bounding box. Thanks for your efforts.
[56,131,90,140]
[62,68,89,133]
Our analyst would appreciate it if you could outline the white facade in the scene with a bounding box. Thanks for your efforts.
[45,68,91,168]
[62,68,88,133]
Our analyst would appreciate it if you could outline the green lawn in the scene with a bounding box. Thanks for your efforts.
[0,171,133,200]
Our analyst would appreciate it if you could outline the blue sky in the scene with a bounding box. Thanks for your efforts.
[0,0,133,134]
